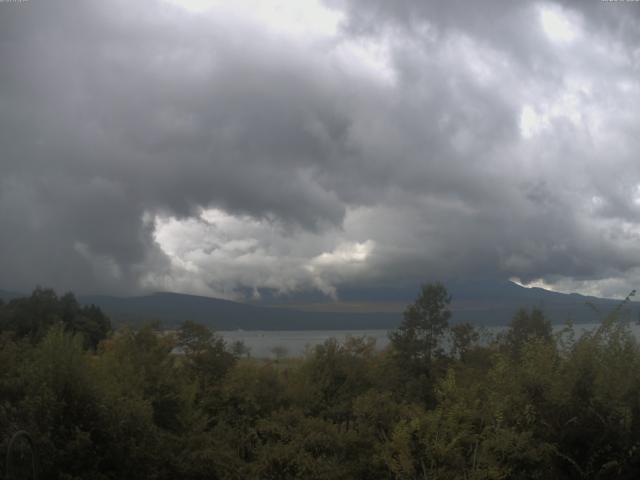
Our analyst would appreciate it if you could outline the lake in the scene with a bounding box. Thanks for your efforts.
[219,322,640,358]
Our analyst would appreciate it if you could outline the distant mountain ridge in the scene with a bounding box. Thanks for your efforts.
[446,279,638,326]
[78,292,400,330]
[2,281,638,330]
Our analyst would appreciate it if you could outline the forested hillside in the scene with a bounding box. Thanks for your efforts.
[2,285,640,479]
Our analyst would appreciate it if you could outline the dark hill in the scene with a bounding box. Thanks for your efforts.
[446,279,636,326]
[80,282,639,330]
[78,292,400,330]
[3,280,638,330]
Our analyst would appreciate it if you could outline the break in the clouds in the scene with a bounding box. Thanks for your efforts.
[1,0,640,299]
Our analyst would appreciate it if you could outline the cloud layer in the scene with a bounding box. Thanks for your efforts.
[1,0,640,299]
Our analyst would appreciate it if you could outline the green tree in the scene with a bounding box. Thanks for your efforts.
[390,282,452,365]
[450,322,480,361]
[176,320,237,395]
[293,337,376,425]
[0,287,110,348]
[503,307,552,357]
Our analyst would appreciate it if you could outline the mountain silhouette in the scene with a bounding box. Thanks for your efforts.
[3,280,637,330]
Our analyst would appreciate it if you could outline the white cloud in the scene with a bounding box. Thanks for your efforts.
[150,208,375,299]
[539,5,581,44]
[162,0,344,39]
[520,104,549,138]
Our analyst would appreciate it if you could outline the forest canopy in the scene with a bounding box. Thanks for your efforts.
[1,284,640,479]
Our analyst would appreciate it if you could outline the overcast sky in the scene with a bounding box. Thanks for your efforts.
[1,0,640,300]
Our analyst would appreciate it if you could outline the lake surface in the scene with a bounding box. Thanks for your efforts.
[220,322,640,358]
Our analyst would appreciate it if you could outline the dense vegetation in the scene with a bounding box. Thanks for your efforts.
[2,284,640,479]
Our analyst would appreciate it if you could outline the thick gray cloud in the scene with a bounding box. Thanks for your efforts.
[1,0,640,298]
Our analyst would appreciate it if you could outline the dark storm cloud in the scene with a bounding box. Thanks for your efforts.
[324,0,640,295]
[0,0,353,292]
[1,0,640,298]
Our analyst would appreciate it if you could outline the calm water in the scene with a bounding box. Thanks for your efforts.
[219,322,640,359]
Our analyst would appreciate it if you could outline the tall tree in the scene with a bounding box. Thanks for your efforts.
[390,282,452,365]
[450,322,479,361]
[503,307,552,357]
[0,287,110,348]
[176,320,237,389]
